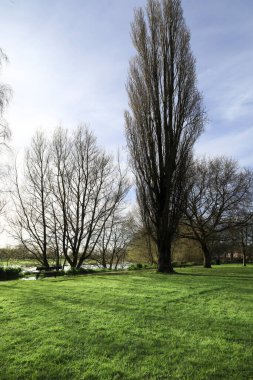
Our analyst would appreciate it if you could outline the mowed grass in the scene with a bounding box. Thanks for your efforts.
[0,266,253,380]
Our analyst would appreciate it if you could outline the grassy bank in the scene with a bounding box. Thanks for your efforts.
[0,265,253,379]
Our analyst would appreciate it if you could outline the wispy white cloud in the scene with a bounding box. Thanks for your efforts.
[195,125,253,167]
[0,0,146,156]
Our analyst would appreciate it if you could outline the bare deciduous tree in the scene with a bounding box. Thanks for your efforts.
[12,132,52,268]
[183,157,253,268]
[50,125,130,269]
[0,48,11,146]
[128,206,157,265]
[0,48,11,227]
[227,214,253,267]
[239,223,252,267]
[12,126,130,269]
[125,0,205,272]
[94,211,133,270]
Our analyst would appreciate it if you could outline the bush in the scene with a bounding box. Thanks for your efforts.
[143,263,157,269]
[172,261,199,268]
[43,270,65,278]
[65,267,95,276]
[0,267,22,281]
[128,263,143,270]
[128,263,158,270]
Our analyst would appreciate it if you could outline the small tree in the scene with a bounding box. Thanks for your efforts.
[94,211,133,270]
[227,218,253,266]
[126,207,158,265]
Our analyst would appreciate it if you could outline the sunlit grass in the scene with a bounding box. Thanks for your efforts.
[0,265,253,379]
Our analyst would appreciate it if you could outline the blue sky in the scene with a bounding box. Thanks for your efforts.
[183,0,253,166]
[0,0,253,164]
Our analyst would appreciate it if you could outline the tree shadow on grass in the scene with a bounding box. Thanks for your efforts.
[176,272,253,280]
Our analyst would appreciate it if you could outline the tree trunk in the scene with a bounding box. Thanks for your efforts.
[42,252,50,269]
[242,249,247,267]
[115,257,120,270]
[146,235,154,265]
[102,256,107,269]
[202,243,212,268]
[157,240,174,273]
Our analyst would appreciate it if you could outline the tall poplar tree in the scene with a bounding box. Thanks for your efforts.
[125,0,205,272]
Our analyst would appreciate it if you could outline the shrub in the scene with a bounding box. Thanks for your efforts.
[66,267,95,276]
[143,263,157,269]
[43,270,65,278]
[0,267,22,281]
[128,263,143,270]
[172,261,199,268]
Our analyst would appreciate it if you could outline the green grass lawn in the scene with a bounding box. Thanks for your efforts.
[0,265,253,380]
